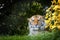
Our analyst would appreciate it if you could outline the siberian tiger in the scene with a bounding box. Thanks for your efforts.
[27,15,46,36]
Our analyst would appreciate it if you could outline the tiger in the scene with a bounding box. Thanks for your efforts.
[27,15,46,36]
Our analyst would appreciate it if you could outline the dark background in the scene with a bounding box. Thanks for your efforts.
[0,0,51,35]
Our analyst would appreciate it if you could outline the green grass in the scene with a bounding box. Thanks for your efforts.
[0,31,60,40]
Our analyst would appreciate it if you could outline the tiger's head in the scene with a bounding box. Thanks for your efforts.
[28,15,45,28]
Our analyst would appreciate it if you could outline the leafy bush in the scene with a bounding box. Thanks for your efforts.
[0,1,43,35]
[26,1,43,17]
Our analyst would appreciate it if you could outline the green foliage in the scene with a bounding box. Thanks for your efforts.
[0,29,60,40]
[0,2,28,35]
[0,31,56,40]
[0,1,43,35]
[0,0,52,36]
[26,1,43,17]
[52,29,60,40]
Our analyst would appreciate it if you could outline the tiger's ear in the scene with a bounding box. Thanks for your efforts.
[40,16,44,18]
[39,16,44,19]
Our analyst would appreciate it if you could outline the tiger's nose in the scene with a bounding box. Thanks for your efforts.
[34,22,38,25]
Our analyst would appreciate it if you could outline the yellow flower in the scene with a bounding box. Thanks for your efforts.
[45,26,49,29]
[57,16,60,21]
[45,20,51,26]
[51,0,56,5]
[46,13,49,16]
[52,12,57,16]
[53,5,58,10]
[46,8,50,12]
[54,21,57,25]
[45,16,49,19]
[49,13,52,16]
[53,5,60,11]
[50,25,56,29]
[58,14,60,17]
[57,25,60,30]
[57,19,60,21]
[58,0,60,4]
[50,24,53,29]
[48,18,52,21]
[52,16,57,20]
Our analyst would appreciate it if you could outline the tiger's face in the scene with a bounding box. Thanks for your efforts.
[28,15,44,27]
[28,15,45,35]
